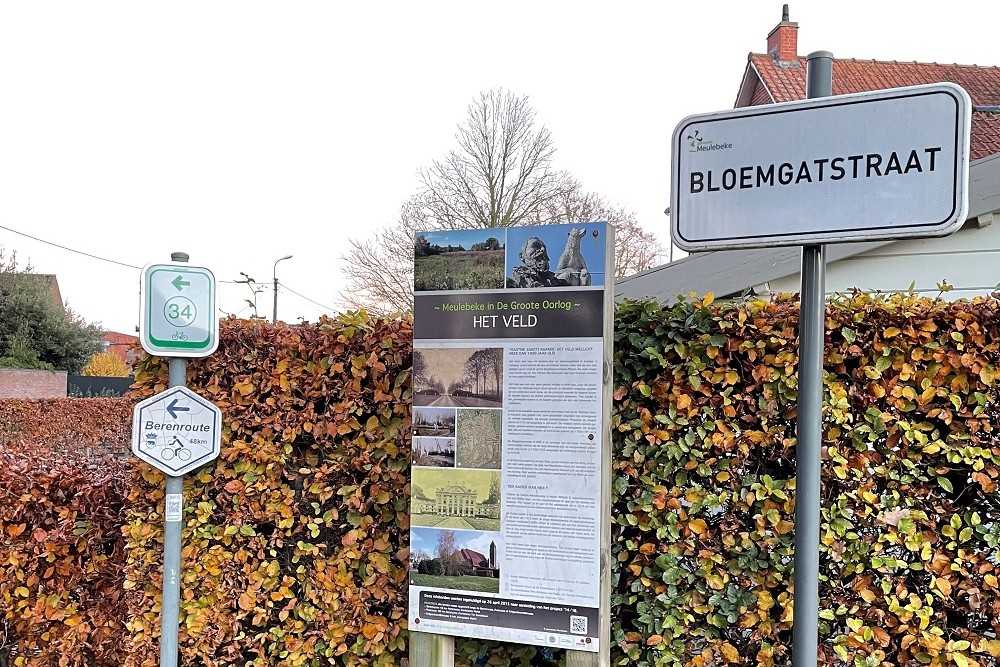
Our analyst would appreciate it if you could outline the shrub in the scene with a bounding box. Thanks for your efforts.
[82,351,130,377]
[4,293,1000,667]
[0,435,131,666]
[123,313,412,667]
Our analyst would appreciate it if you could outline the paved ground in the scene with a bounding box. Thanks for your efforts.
[414,394,502,408]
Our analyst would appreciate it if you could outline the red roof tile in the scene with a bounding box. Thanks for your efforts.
[746,54,1000,160]
[459,548,488,568]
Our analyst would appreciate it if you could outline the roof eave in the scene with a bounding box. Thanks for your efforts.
[735,55,776,108]
[735,57,758,108]
[618,151,1000,303]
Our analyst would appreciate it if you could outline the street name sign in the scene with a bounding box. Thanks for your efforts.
[140,263,218,357]
[670,82,972,251]
[131,386,222,477]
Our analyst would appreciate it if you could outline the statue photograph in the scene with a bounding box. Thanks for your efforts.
[505,224,606,289]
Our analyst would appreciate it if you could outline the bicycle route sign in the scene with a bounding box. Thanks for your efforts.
[131,386,222,476]
[140,263,218,357]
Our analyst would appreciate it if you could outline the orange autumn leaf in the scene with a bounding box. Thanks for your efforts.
[689,519,709,536]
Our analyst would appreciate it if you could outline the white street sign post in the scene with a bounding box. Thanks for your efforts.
[131,385,222,478]
[140,263,218,357]
[670,81,971,251]
[670,66,971,667]
[133,252,222,667]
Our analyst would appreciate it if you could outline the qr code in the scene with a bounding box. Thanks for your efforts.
[570,615,588,635]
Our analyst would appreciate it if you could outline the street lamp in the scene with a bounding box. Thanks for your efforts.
[663,207,674,263]
[272,254,293,323]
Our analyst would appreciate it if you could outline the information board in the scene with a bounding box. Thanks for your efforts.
[408,222,614,653]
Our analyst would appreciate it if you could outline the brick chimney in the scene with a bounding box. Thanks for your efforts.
[766,4,799,64]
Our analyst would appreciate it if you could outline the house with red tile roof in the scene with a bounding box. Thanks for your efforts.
[99,331,140,366]
[620,6,1000,302]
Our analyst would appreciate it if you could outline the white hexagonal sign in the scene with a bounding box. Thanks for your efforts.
[131,386,222,476]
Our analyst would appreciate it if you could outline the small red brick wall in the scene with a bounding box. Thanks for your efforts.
[0,368,67,398]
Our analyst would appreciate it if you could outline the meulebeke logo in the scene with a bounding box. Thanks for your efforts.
[687,130,733,153]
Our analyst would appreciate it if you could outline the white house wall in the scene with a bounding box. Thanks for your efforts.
[617,153,1000,304]
[765,213,1000,300]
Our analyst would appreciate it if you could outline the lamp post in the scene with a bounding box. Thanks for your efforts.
[272,254,293,323]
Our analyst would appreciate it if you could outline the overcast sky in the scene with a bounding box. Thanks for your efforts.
[2,1,998,334]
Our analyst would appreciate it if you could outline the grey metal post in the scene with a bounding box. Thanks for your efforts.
[161,250,189,667]
[272,254,292,323]
[793,51,832,667]
[272,276,279,323]
[409,631,454,667]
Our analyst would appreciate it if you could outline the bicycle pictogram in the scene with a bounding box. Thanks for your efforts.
[161,435,192,461]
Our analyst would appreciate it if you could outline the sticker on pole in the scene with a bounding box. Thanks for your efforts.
[140,263,219,358]
[131,386,222,476]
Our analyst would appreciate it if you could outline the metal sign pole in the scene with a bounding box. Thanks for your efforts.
[133,250,221,667]
[161,251,189,667]
[161,359,185,667]
[792,51,832,667]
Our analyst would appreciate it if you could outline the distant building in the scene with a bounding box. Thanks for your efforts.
[459,541,499,577]
[435,485,477,517]
[36,274,63,307]
[619,5,1000,303]
[100,331,140,365]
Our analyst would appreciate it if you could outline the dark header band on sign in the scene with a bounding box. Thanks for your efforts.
[413,289,604,340]
[690,147,942,194]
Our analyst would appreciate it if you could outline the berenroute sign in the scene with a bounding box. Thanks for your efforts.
[131,386,222,477]
[140,262,219,357]
[670,82,972,251]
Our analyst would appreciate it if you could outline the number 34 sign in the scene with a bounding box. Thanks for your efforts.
[140,263,219,358]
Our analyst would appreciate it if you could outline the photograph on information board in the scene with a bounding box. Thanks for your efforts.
[413,229,506,292]
[411,468,502,531]
[409,527,502,594]
[412,437,456,468]
[411,407,457,437]
[456,408,502,470]
[505,225,607,288]
[412,346,503,408]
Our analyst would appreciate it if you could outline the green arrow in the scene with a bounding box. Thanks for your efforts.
[171,275,191,291]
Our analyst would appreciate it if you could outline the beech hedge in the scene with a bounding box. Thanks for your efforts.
[1,292,998,667]
[610,292,1000,667]
[0,399,133,666]
[122,314,413,667]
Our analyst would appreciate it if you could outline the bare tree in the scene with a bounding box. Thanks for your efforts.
[418,88,569,230]
[484,348,503,399]
[338,195,425,314]
[412,349,427,389]
[465,349,502,398]
[612,217,666,279]
[338,88,664,313]
[0,246,30,273]
[465,350,487,396]
[537,180,666,278]
[436,529,457,560]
